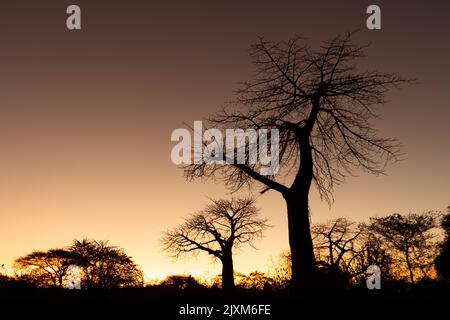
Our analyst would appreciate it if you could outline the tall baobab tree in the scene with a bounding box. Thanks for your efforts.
[183,32,410,291]
[161,198,269,291]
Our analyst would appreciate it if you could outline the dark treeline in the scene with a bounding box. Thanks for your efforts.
[2,207,450,297]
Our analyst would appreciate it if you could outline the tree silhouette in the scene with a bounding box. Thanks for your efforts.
[14,240,144,289]
[312,218,401,288]
[70,239,144,289]
[269,251,292,290]
[435,205,450,281]
[14,249,75,288]
[162,198,269,291]
[183,32,409,290]
[312,218,364,285]
[159,275,203,290]
[236,271,273,290]
[358,226,395,284]
[368,213,438,284]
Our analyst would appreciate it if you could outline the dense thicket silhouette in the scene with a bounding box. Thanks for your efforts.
[235,271,273,290]
[183,32,409,291]
[14,239,143,289]
[70,239,144,289]
[159,275,204,290]
[368,213,438,284]
[312,218,396,287]
[162,198,268,291]
[435,206,450,280]
[359,226,395,283]
[312,218,364,285]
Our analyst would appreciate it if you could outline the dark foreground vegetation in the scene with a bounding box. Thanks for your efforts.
[0,278,448,318]
[0,208,449,318]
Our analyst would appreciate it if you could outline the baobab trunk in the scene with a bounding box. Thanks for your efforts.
[221,250,235,291]
[284,192,315,292]
[285,136,316,292]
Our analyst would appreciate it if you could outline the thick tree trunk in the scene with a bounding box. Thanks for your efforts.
[221,251,235,292]
[284,192,316,293]
[286,134,316,293]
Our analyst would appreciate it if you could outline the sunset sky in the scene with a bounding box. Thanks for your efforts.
[0,1,449,281]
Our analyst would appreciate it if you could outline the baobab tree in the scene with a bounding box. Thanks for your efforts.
[161,198,269,291]
[183,32,410,291]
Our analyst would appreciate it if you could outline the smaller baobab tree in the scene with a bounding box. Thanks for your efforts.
[161,198,269,291]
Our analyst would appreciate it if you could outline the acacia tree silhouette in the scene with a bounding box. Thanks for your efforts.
[14,240,144,289]
[14,249,75,288]
[368,213,438,284]
[161,198,268,291]
[183,32,410,291]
